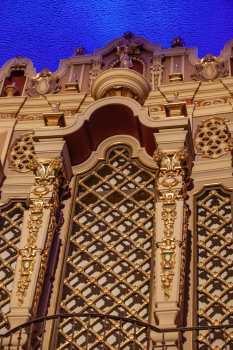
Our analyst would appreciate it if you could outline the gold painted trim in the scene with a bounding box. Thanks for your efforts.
[72,134,157,175]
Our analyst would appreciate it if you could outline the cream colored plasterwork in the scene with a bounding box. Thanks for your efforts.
[91,68,151,103]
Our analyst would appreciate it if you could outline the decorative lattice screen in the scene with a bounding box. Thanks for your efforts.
[57,145,156,349]
[0,201,26,334]
[195,186,233,350]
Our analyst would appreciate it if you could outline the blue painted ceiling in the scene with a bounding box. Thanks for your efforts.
[1,0,233,71]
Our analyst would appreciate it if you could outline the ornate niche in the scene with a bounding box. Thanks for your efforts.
[0,57,35,97]
[90,32,155,103]
[195,117,232,159]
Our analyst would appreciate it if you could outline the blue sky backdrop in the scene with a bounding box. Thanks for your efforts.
[1,0,233,71]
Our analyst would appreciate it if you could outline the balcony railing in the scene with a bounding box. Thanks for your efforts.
[0,313,232,349]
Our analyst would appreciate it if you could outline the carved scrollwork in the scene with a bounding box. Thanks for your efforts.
[154,149,188,202]
[191,54,228,81]
[154,148,191,298]
[158,203,177,297]
[195,117,232,158]
[17,158,64,304]
[26,68,61,96]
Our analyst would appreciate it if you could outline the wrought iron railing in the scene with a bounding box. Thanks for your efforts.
[0,313,232,349]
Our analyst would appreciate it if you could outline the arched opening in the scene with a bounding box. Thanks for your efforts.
[55,143,157,349]
[65,104,156,165]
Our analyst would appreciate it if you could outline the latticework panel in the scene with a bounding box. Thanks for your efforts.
[195,186,233,350]
[57,145,156,349]
[0,201,26,334]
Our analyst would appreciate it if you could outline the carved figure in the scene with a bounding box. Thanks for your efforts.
[116,45,133,68]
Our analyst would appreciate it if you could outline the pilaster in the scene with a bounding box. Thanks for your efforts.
[151,120,193,349]
[4,138,72,348]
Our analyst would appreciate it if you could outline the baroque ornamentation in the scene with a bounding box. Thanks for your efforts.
[154,149,187,202]
[116,45,133,68]
[154,149,190,298]
[16,157,64,304]
[159,203,177,297]
[26,68,61,96]
[150,57,163,89]
[195,117,232,158]
[191,54,228,81]
[10,133,35,173]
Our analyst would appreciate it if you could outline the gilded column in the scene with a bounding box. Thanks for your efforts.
[4,138,71,348]
[151,124,193,349]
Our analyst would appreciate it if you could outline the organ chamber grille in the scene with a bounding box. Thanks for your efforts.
[0,201,26,334]
[195,186,233,350]
[57,145,156,349]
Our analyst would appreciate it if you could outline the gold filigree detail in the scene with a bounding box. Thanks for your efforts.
[10,133,35,173]
[17,246,41,304]
[17,199,43,303]
[158,204,177,297]
[195,117,232,159]
[17,158,63,304]
[154,149,190,298]
[154,149,187,202]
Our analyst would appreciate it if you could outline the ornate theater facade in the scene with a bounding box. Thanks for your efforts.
[0,33,232,349]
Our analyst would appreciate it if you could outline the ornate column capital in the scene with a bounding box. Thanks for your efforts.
[154,148,191,203]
